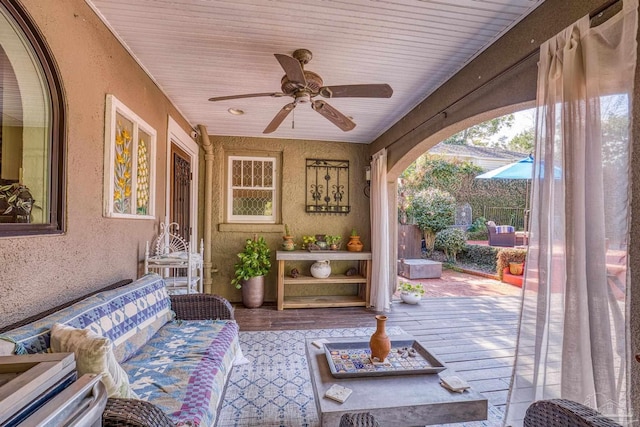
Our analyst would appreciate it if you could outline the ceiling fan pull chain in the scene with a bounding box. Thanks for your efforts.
[292,108,295,129]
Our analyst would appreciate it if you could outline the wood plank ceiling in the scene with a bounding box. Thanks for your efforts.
[86,0,544,143]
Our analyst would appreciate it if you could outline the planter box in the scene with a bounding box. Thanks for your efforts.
[398,259,442,279]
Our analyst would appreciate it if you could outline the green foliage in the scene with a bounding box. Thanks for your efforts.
[458,245,499,271]
[496,248,527,279]
[231,236,271,289]
[407,188,456,252]
[443,115,515,146]
[398,281,425,295]
[402,157,483,200]
[500,128,535,153]
[467,216,487,232]
[434,228,467,262]
[466,229,489,241]
[324,235,342,245]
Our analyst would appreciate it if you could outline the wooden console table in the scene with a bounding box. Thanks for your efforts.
[276,251,372,310]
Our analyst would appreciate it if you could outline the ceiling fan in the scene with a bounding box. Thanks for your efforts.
[208,49,393,134]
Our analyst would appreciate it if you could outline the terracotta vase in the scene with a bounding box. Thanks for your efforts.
[369,315,391,362]
[346,235,363,252]
[282,236,295,251]
[241,276,265,308]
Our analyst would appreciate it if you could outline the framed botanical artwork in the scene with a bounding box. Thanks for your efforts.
[103,94,156,219]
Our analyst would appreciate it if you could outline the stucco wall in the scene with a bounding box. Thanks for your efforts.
[0,0,194,328]
[206,135,371,303]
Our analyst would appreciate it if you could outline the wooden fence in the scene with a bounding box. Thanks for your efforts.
[398,224,423,259]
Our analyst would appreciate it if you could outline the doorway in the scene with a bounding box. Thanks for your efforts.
[166,117,199,244]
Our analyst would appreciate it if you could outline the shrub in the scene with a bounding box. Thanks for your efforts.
[466,229,489,241]
[434,228,467,262]
[407,188,456,251]
[467,216,487,232]
[496,248,527,279]
[459,244,499,271]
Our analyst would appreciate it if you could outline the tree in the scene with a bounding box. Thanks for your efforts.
[443,115,515,146]
[435,228,467,262]
[498,128,535,153]
[406,188,456,251]
[400,155,482,207]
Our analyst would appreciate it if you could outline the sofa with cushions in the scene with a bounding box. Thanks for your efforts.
[486,221,516,247]
[0,273,240,427]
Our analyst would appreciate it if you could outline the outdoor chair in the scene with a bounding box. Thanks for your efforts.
[339,412,379,427]
[524,399,622,426]
[486,221,516,247]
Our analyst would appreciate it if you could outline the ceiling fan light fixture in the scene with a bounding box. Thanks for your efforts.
[227,108,245,115]
[294,92,312,104]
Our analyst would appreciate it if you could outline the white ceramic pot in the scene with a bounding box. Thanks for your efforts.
[400,292,421,304]
[310,260,331,278]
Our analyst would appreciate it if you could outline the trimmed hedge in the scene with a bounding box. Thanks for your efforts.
[496,248,527,279]
[466,230,489,241]
[459,244,499,271]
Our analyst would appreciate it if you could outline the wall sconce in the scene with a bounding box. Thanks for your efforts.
[364,166,371,198]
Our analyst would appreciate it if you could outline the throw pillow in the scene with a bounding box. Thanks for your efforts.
[50,323,137,399]
[486,221,496,227]
[509,262,524,276]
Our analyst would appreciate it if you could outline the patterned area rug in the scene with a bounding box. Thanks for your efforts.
[216,327,503,427]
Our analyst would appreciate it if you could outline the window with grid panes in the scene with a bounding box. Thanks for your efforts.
[227,156,276,223]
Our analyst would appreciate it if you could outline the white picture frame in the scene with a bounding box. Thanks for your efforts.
[103,94,156,219]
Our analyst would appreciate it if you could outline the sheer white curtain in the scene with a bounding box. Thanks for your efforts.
[505,2,637,425]
[370,148,391,312]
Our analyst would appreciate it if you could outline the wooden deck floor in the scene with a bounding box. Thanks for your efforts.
[233,295,521,413]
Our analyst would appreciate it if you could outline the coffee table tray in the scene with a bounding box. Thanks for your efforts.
[324,339,446,378]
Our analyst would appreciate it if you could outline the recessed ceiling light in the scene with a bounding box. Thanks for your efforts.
[228,108,245,115]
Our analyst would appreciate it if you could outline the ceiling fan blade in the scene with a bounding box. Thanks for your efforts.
[263,102,296,134]
[208,92,284,102]
[319,84,393,98]
[274,54,307,87]
[311,100,356,132]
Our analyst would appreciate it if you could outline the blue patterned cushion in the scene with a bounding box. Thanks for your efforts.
[3,274,170,355]
[123,319,239,427]
[495,225,515,234]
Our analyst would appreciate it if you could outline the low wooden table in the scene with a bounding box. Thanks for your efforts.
[306,336,488,427]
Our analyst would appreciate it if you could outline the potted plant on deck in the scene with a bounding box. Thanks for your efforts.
[231,235,271,308]
[398,281,425,304]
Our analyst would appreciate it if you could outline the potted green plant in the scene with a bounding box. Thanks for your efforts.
[324,235,342,250]
[231,235,271,308]
[398,281,425,304]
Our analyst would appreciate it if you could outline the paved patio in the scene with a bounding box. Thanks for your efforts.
[397,268,523,298]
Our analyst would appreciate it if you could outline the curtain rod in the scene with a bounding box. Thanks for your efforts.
[590,0,622,18]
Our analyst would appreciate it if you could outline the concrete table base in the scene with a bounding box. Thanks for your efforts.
[398,259,443,279]
[306,336,487,427]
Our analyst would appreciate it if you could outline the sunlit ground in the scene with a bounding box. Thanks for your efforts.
[396,268,523,298]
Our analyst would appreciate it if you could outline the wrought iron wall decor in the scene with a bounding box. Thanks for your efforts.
[306,159,350,214]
